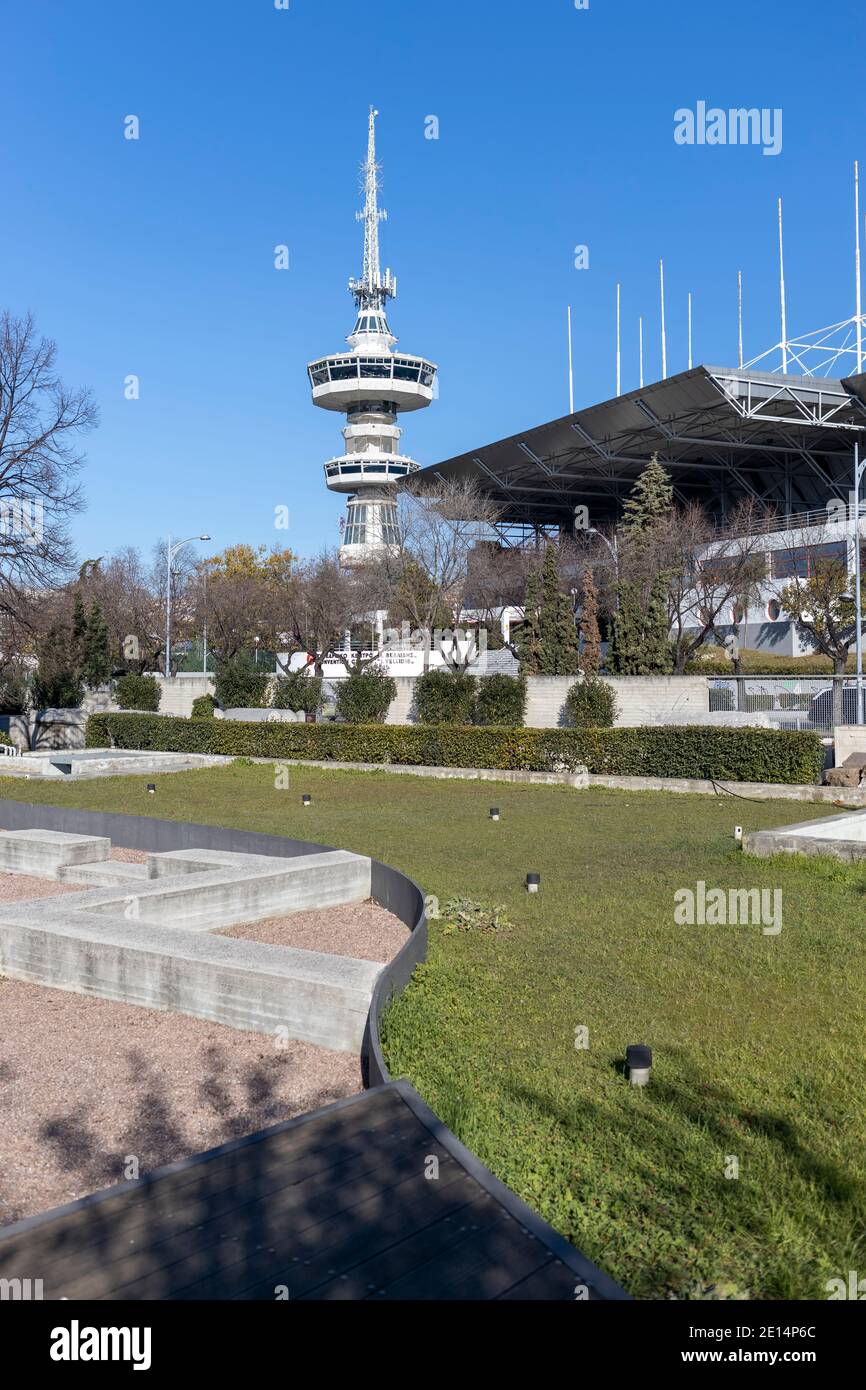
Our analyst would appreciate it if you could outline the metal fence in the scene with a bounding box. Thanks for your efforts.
[708,675,860,734]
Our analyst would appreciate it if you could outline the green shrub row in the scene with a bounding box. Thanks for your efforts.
[414,671,527,726]
[86,713,825,784]
[686,646,854,676]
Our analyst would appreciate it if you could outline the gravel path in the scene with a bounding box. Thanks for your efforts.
[0,978,361,1227]
[217,900,410,962]
[0,873,84,902]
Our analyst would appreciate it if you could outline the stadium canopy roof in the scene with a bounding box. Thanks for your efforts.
[411,366,866,535]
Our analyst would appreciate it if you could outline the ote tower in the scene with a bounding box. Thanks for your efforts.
[308,108,437,565]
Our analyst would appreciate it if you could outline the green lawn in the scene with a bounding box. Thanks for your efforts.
[3,763,864,1299]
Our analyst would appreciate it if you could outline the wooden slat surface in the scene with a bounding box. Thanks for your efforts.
[0,1085,605,1301]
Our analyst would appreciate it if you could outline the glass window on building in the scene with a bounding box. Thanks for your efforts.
[772,541,847,579]
[381,505,399,546]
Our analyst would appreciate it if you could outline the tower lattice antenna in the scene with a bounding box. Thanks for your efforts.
[349,107,397,310]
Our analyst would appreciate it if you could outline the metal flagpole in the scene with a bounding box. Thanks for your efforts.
[856,162,863,374]
[567,305,574,413]
[687,291,693,370]
[738,270,744,369]
[616,283,621,395]
[165,535,172,679]
[659,259,667,378]
[778,198,788,373]
[856,442,864,725]
[639,315,644,388]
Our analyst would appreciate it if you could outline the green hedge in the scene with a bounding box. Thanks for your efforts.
[415,670,477,724]
[334,669,396,724]
[86,713,825,784]
[475,674,526,727]
[686,646,853,676]
[115,673,161,711]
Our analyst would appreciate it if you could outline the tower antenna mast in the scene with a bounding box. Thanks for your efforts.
[349,107,396,310]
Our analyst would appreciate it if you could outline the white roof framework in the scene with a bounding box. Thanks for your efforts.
[745,314,866,379]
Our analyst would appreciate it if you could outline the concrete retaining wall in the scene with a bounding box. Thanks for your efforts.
[384,674,710,728]
[0,914,380,1052]
[0,834,378,1051]
[154,674,216,718]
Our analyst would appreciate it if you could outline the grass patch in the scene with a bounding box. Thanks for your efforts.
[2,763,863,1299]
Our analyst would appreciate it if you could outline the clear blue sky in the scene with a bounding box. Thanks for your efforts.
[2,0,864,563]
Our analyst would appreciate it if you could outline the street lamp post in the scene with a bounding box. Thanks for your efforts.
[165,533,211,679]
[587,527,619,574]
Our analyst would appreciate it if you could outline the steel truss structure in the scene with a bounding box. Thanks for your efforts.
[744,314,866,379]
[414,365,866,539]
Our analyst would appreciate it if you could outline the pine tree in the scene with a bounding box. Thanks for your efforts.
[578,564,601,674]
[81,601,112,689]
[516,546,580,675]
[621,453,674,534]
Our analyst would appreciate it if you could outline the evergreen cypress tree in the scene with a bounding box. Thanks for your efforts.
[608,576,673,675]
[642,575,674,674]
[608,581,645,674]
[516,546,580,675]
[578,564,601,674]
[71,593,87,676]
[81,601,112,689]
[621,453,674,534]
[514,565,544,673]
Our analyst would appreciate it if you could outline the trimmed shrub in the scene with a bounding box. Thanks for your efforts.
[565,677,619,728]
[191,693,217,718]
[272,671,323,715]
[334,668,396,724]
[415,670,477,725]
[0,729,13,747]
[115,673,161,711]
[214,655,270,710]
[475,674,527,727]
[86,713,825,785]
[686,646,852,676]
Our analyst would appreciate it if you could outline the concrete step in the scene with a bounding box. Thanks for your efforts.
[59,860,153,888]
[0,830,110,878]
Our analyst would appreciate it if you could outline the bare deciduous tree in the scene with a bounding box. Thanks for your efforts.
[0,311,95,628]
